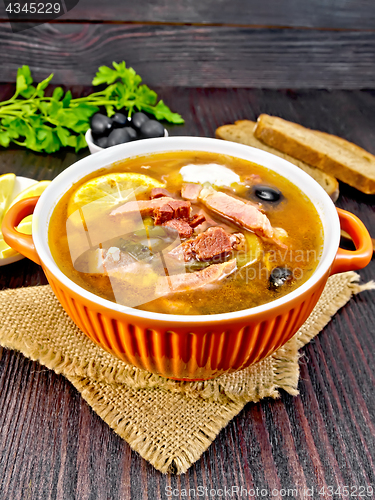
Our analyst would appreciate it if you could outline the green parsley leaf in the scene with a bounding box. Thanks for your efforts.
[62,90,72,108]
[18,65,33,86]
[0,130,10,148]
[20,86,36,99]
[7,125,20,140]
[92,65,119,86]
[52,87,64,101]
[32,73,54,99]
[16,74,28,95]
[136,84,158,106]
[24,128,37,150]
[142,100,185,124]
[105,105,115,117]
[56,126,70,146]
[75,133,87,152]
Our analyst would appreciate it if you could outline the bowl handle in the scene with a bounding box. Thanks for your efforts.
[1,196,41,265]
[330,208,373,276]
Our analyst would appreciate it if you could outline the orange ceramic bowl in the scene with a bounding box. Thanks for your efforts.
[2,138,372,380]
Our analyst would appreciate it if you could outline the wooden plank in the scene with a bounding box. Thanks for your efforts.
[0,24,375,88]
[1,0,375,29]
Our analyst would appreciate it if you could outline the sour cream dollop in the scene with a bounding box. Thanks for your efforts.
[179,163,240,187]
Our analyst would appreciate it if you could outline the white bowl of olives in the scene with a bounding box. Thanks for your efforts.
[85,111,168,154]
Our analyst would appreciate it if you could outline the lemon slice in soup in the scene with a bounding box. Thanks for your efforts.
[68,173,165,215]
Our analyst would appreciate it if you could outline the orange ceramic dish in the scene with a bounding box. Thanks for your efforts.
[2,138,372,380]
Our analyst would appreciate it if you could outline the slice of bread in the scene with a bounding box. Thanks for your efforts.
[254,114,375,195]
[215,120,339,201]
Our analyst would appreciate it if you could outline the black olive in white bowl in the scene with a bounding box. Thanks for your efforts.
[107,128,133,148]
[131,111,150,131]
[112,112,128,127]
[140,119,165,138]
[90,113,113,137]
[86,112,168,154]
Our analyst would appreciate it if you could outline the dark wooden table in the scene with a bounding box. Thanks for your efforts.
[1,1,375,498]
[0,86,374,500]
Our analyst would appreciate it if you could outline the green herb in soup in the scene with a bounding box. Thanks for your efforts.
[48,151,324,315]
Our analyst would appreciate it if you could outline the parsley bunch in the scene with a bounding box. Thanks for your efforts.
[0,62,184,154]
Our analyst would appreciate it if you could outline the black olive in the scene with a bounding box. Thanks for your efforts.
[131,112,149,130]
[112,112,128,127]
[123,126,138,141]
[269,267,293,289]
[254,185,282,203]
[90,113,113,137]
[95,136,109,148]
[107,128,132,147]
[140,119,165,138]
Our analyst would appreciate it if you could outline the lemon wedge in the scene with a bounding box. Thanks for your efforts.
[0,179,50,262]
[0,173,16,223]
[8,180,51,209]
[68,172,165,215]
[0,237,18,259]
[16,214,33,235]
[0,215,33,260]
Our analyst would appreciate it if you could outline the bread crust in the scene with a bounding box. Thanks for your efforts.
[254,114,375,195]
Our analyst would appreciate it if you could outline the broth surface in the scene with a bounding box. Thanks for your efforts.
[49,151,323,315]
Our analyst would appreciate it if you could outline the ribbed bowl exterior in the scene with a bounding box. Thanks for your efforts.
[45,267,328,380]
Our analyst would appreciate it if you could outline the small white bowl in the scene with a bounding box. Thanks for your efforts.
[85,127,169,154]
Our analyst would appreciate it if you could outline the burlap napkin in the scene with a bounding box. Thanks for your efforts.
[0,272,373,474]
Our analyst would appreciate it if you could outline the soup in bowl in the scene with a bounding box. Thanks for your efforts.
[2,137,372,380]
[49,151,323,315]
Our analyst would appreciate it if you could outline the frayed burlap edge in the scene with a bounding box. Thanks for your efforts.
[67,375,246,474]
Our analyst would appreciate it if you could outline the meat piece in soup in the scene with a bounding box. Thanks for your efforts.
[162,219,193,239]
[48,151,323,315]
[169,227,245,262]
[198,186,287,248]
[181,183,202,202]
